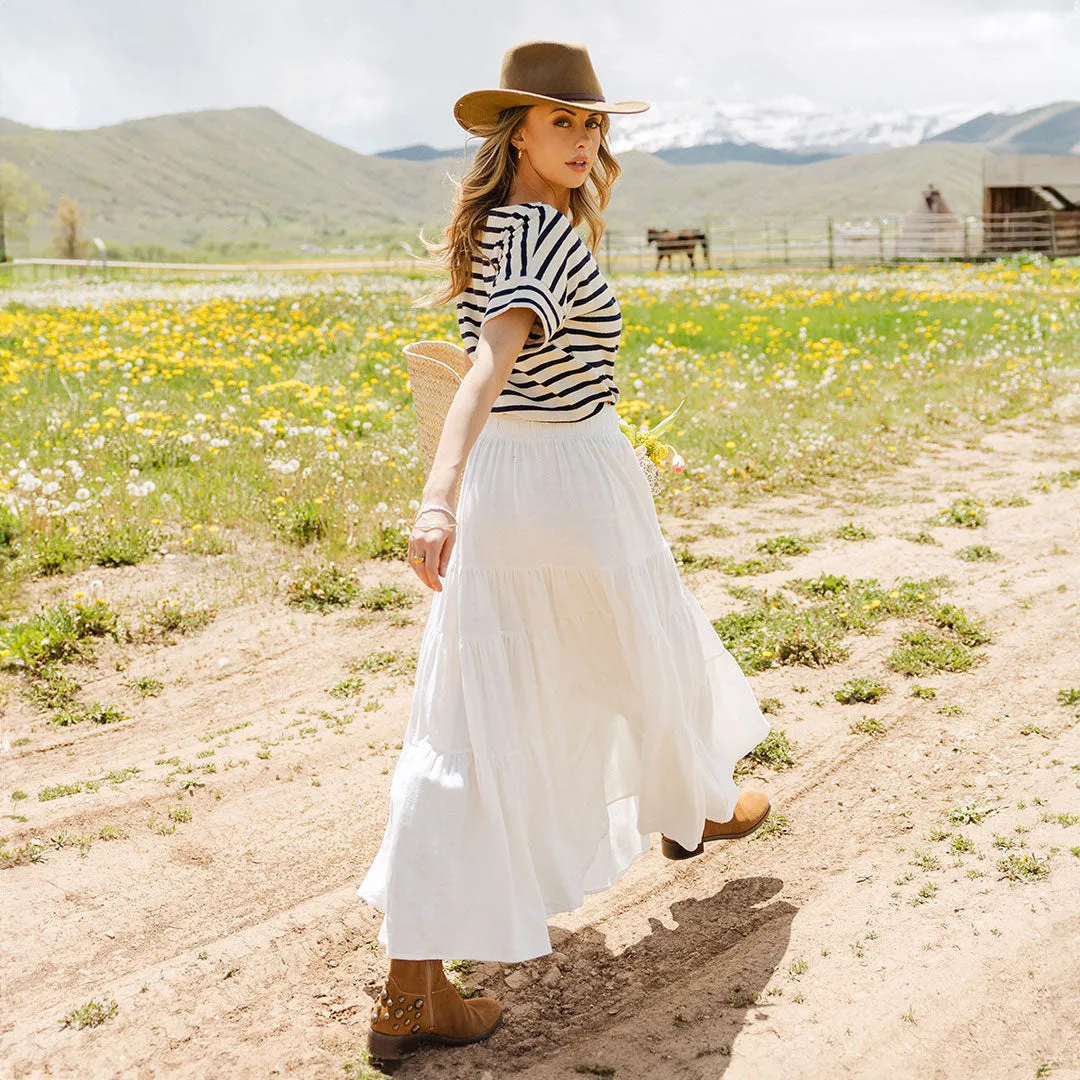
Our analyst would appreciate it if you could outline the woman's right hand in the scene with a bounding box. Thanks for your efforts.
[407,516,456,592]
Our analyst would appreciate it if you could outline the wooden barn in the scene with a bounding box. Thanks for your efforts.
[982,154,1080,256]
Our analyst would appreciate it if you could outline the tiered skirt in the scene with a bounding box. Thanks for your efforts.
[356,402,770,961]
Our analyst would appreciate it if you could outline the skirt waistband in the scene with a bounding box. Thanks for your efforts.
[480,403,620,441]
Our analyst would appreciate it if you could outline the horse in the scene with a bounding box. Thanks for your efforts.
[646,227,710,270]
[921,183,952,215]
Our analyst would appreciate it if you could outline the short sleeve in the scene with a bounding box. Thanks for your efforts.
[481,205,575,348]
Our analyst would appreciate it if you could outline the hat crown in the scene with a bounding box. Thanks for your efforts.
[452,40,648,134]
[498,41,605,104]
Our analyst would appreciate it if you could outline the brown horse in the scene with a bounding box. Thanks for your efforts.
[646,227,710,270]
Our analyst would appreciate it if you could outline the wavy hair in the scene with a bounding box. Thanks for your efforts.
[413,104,620,308]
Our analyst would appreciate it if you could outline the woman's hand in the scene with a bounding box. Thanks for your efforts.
[408,514,456,592]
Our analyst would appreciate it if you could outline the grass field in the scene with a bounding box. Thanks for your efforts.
[2,258,1077,615]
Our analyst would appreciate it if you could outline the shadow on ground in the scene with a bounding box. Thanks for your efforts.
[369,874,796,1076]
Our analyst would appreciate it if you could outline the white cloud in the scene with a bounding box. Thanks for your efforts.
[969,9,1074,43]
[0,0,1076,153]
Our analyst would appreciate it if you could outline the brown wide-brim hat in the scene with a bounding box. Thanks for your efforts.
[454,40,649,135]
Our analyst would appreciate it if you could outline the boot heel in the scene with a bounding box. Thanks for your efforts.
[661,835,704,860]
[367,1028,427,1060]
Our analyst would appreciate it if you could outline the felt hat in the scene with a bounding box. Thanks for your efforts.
[454,40,649,135]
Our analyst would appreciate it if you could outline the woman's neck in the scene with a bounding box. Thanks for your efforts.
[507,164,570,216]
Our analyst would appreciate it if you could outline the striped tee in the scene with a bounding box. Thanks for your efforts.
[456,201,622,423]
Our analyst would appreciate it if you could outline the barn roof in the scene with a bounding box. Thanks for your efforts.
[983,153,1080,188]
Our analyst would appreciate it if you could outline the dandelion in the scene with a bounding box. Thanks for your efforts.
[0,263,1074,538]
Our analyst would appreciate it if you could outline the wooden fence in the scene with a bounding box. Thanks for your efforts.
[0,211,1073,286]
[0,255,417,285]
[600,211,1069,274]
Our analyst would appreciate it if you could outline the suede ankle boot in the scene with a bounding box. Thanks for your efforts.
[661,789,771,859]
[367,958,502,1060]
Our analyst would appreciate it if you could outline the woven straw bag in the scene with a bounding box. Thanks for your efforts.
[403,340,472,507]
[404,338,664,505]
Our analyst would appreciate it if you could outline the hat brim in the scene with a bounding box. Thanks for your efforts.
[454,89,650,135]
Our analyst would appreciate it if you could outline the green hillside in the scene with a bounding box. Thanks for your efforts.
[931,102,1080,154]
[1,106,992,257]
[600,142,988,231]
[0,107,457,255]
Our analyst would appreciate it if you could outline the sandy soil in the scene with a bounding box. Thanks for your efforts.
[2,413,1078,1080]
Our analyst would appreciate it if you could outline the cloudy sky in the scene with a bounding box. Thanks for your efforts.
[1,0,1077,153]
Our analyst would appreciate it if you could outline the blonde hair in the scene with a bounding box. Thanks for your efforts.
[414,104,621,307]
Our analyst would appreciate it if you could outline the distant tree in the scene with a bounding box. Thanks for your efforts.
[52,196,89,259]
[0,163,45,262]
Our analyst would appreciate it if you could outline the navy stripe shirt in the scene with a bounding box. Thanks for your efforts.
[456,201,622,423]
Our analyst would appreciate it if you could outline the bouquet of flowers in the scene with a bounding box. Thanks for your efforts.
[618,397,686,495]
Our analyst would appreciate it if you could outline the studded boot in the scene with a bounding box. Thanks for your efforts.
[661,789,771,859]
[367,958,502,1060]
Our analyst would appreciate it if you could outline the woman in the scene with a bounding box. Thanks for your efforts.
[356,40,772,1061]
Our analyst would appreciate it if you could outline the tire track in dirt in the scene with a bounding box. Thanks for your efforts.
[2,418,1078,1078]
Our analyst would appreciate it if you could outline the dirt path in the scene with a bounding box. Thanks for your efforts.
[2,414,1078,1080]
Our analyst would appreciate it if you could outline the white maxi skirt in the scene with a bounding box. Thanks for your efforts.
[356,402,770,962]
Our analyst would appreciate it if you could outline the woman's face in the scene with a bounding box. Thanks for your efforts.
[511,104,603,191]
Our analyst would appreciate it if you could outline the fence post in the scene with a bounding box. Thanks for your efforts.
[1048,211,1058,260]
[827,218,835,269]
[963,217,970,261]
[878,219,885,266]
[783,227,790,265]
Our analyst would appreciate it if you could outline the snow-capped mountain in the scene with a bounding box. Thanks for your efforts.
[606,97,1000,155]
